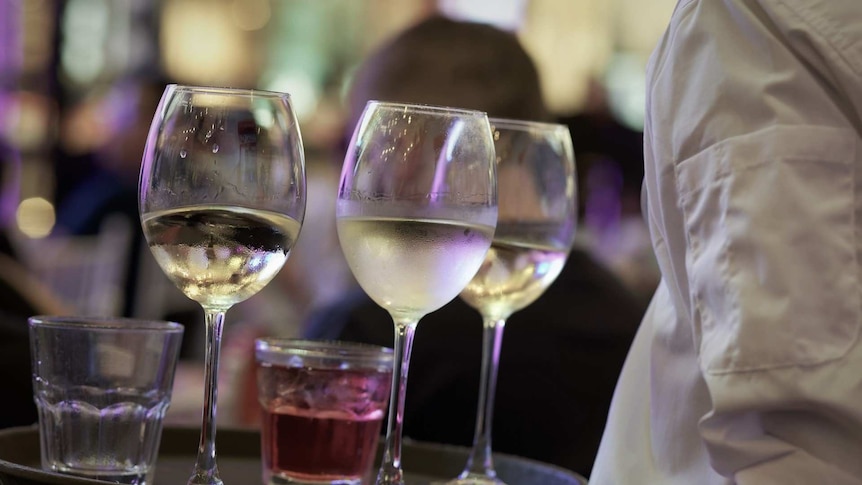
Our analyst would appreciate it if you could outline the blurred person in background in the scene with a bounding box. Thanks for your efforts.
[302,15,646,477]
[560,79,659,304]
[53,81,162,318]
[591,1,862,483]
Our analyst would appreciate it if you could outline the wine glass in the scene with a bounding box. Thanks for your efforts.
[446,119,577,485]
[139,85,306,485]
[337,101,498,485]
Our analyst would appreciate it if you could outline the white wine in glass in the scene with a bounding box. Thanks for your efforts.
[139,85,306,485]
[337,101,498,485]
[142,205,302,308]
[446,119,577,485]
[338,216,495,317]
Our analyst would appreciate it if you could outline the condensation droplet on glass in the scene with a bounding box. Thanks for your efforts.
[212,144,219,153]
[180,149,188,158]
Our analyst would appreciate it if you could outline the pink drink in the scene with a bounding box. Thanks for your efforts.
[261,405,384,481]
[257,363,391,485]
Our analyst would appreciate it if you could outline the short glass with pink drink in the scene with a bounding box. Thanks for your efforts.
[255,338,393,485]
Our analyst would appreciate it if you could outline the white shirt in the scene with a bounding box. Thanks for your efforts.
[591,0,862,483]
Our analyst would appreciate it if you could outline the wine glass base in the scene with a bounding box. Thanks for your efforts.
[187,475,224,485]
[433,474,507,485]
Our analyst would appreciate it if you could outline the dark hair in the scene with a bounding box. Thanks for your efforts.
[347,16,548,129]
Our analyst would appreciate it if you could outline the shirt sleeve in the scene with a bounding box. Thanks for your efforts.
[646,0,862,482]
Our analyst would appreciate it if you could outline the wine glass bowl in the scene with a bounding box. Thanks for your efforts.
[140,86,305,310]
[337,101,497,485]
[338,103,497,322]
[139,85,306,485]
[460,119,576,320]
[447,118,577,485]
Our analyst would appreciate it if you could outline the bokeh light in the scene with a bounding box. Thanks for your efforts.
[16,197,55,239]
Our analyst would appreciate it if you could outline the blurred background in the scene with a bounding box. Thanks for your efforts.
[0,0,675,438]
[0,0,672,344]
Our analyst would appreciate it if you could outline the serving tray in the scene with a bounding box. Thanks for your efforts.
[0,426,587,485]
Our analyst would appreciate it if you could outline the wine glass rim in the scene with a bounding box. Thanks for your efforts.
[28,315,184,333]
[168,83,292,99]
[489,117,569,132]
[367,100,487,117]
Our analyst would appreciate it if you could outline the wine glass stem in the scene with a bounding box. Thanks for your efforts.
[461,317,507,479]
[189,309,226,485]
[377,319,418,485]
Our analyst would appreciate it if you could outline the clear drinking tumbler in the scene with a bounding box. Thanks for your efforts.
[29,316,184,485]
